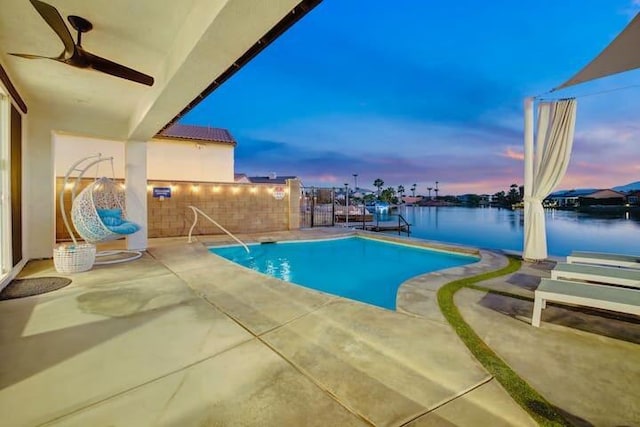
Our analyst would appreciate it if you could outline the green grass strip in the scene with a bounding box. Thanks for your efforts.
[437,256,570,426]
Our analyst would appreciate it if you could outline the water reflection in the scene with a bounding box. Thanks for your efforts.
[390,206,640,257]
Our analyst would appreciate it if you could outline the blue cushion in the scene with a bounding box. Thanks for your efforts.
[101,216,123,227]
[105,221,140,235]
[97,208,123,226]
[97,208,122,219]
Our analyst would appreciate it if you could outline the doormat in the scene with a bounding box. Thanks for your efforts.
[0,277,72,300]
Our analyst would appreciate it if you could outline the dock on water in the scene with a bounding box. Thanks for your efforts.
[362,221,409,233]
[341,220,410,235]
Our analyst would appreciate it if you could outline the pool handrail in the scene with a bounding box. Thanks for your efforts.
[187,205,250,254]
[398,214,411,237]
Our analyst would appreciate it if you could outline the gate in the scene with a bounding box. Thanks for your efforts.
[300,187,335,227]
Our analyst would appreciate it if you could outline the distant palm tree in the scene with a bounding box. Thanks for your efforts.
[397,185,405,203]
[373,178,384,198]
[411,183,417,197]
[380,187,396,203]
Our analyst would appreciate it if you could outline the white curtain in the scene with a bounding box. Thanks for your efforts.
[523,98,577,261]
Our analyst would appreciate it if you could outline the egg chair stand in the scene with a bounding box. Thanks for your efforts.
[56,154,142,273]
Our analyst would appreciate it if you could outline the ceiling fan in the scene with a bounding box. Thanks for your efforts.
[9,0,154,86]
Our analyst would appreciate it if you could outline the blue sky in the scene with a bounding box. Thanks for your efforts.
[182,0,640,195]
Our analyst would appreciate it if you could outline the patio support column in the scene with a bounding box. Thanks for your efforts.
[125,140,147,250]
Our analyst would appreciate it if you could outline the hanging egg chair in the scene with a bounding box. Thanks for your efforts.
[55,154,142,273]
[72,176,140,243]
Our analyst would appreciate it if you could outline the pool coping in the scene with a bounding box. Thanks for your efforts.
[352,231,510,321]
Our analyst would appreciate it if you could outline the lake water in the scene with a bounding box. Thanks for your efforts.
[376,206,640,257]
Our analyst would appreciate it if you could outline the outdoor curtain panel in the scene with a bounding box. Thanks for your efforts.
[523,98,577,260]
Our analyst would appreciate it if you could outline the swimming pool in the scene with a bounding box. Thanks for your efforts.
[209,236,478,309]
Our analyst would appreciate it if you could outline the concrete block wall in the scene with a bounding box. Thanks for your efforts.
[55,178,301,241]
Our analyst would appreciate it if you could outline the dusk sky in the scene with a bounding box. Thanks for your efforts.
[182,0,640,196]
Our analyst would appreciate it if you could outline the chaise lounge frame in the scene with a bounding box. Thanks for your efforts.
[551,262,640,289]
[566,251,640,269]
[532,278,640,327]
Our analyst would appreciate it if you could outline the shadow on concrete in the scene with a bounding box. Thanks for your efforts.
[550,404,595,427]
[505,273,541,291]
[523,399,594,426]
[0,304,167,390]
[476,292,640,345]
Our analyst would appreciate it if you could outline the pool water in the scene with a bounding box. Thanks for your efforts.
[210,236,477,309]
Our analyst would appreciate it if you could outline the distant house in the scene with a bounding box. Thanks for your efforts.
[456,194,491,206]
[327,187,374,201]
[579,189,626,207]
[548,189,625,207]
[402,196,423,205]
[353,188,375,198]
[457,194,476,204]
[587,189,626,199]
[548,189,598,207]
[627,190,640,206]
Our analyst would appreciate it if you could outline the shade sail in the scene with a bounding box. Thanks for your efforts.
[555,13,640,90]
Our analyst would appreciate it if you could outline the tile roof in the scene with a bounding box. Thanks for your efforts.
[234,173,250,183]
[156,123,236,145]
[248,175,298,184]
[550,189,599,197]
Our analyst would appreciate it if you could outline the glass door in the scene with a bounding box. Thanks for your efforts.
[0,92,10,277]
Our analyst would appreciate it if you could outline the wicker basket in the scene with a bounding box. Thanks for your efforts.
[53,243,96,273]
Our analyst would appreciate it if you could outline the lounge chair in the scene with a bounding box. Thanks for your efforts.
[566,251,640,269]
[531,278,640,327]
[551,262,640,289]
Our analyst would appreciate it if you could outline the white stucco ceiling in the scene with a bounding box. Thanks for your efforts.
[0,0,306,140]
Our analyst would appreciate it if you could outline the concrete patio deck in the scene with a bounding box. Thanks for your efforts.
[464,260,640,426]
[0,229,637,426]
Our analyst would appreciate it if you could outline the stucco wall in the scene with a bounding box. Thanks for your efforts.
[147,139,234,182]
[54,133,126,178]
[54,133,234,182]
[56,178,301,241]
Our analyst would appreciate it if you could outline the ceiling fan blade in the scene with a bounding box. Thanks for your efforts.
[84,51,154,86]
[9,52,56,60]
[29,0,75,58]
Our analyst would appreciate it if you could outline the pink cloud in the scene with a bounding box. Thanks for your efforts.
[437,178,519,195]
[315,174,341,184]
[559,161,640,190]
[502,146,524,160]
